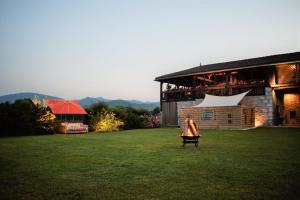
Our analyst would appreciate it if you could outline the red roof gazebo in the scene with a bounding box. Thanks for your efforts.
[45,99,87,115]
[44,99,88,133]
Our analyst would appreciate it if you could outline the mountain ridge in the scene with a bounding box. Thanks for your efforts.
[0,92,159,111]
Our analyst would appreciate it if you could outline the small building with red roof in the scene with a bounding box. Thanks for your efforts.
[44,99,88,133]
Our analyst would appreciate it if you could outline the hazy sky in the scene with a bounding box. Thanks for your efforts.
[0,0,299,101]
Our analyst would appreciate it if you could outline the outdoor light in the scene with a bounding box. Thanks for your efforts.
[290,64,297,71]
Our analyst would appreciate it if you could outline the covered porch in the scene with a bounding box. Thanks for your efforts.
[159,67,270,103]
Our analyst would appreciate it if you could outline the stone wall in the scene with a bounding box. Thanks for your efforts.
[240,87,274,126]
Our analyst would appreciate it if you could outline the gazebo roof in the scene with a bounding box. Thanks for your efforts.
[45,99,87,114]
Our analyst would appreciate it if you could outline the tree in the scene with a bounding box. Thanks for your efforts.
[88,102,109,115]
[0,99,56,136]
[151,107,160,115]
[34,103,56,134]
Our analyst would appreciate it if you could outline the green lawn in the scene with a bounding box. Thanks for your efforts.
[0,128,300,200]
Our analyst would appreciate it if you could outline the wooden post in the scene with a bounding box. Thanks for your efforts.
[193,76,196,99]
[274,66,278,85]
[296,64,300,83]
[160,82,163,111]
[225,72,229,95]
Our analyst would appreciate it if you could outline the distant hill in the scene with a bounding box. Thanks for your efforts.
[79,97,110,107]
[79,98,159,111]
[0,93,159,111]
[105,99,159,111]
[0,92,61,103]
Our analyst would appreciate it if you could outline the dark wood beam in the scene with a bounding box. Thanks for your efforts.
[195,76,214,83]
[274,66,278,84]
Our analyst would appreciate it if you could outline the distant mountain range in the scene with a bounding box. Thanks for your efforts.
[0,92,159,111]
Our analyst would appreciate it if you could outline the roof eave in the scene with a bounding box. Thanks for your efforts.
[155,60,300,82]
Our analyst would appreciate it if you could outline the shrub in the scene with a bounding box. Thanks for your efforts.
[88,104,152,131]
[146,116,160,128]
[111,107,150,130]
[91,111,124,132]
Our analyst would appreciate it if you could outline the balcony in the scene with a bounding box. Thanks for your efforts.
[161,83,267,102]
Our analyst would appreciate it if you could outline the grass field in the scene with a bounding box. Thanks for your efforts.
[0,127,300,200]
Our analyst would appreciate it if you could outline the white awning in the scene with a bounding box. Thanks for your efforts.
[193,91,249,107]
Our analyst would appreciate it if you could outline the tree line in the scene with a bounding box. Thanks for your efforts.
[0,100,160,136]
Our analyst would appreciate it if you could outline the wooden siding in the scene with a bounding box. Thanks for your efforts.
[179,106,255,129]
[162,102,178,126]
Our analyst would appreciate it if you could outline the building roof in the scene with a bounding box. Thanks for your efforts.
[45,99,87,115]
[193,91,249,107]
[155,51,300,81]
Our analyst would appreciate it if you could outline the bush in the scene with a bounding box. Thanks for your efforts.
[146,116,160,128]
[87,103,152,131]
[111,107,150,130]
[91,111,124,132]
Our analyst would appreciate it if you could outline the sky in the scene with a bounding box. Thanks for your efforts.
[0,0,299,101]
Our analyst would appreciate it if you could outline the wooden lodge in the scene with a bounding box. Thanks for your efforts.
[155,52,300,127]
[179,92,255,129]
[180,106,255,129]
[44,99,88,133]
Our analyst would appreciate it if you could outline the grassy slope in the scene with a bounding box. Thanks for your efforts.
[0,128,300,200]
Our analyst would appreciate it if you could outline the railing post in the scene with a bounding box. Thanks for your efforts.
[193,76,196,99]
[225,72,229,95]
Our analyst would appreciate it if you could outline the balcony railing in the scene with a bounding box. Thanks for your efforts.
[229,84,266,96]
[161,84,267,102]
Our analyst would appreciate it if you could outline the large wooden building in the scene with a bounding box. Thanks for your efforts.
[155,52,300,127]
[179,92,255,129]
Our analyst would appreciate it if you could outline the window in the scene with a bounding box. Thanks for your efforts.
[251,109,254,123]
[201,111,214,120]
[290,111,296,119]
[228,113,232,124]
[56,114,62,121]
[242,109,249,124]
